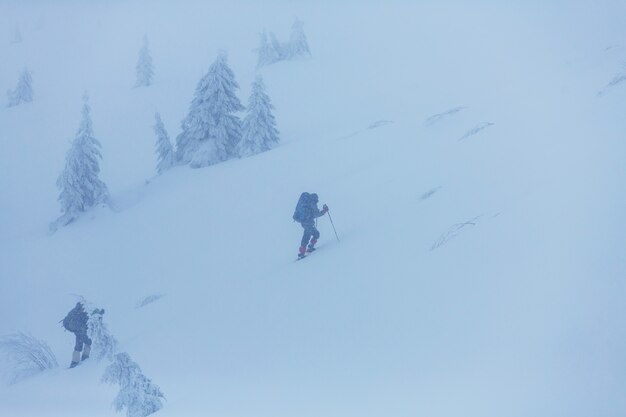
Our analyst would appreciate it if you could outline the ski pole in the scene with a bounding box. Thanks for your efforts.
[327,210,340,242]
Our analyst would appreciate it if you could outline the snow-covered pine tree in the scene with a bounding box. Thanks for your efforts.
[6,68,33,107]
[12,25,22,44]
[239,77,280,157]
[102,353,165,417]
[55,94,109,227]
[135,36,154,87]
[175,51,244,168]
[287,19,311,59]
[268,31,286,60]
[256,30,282,68]
[154,112,174,174]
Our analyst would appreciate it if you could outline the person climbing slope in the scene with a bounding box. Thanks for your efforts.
[61,302,92,368]
[293,192,328,259]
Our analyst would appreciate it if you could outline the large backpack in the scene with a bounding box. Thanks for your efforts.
[62,303,86,332]
[292,192,311,222]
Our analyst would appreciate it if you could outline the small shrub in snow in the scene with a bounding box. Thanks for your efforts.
[598,72,626,96]
[88,308,119,361]
[0,332,58,384]
[136,294,165,308]
[423,106,467,126]
[103,352,165,417]
[6,68,33,107]
[458,122,494,141]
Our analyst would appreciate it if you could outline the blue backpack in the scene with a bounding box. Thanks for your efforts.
[292,192,311,222]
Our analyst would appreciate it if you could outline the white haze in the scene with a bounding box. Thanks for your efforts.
[1,1,625,416]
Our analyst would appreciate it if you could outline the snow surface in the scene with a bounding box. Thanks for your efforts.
[1,1,626,416]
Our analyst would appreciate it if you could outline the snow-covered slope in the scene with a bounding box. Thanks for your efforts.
[1,2,625,417]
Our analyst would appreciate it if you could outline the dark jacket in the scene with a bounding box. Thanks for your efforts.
[300,199,325,225]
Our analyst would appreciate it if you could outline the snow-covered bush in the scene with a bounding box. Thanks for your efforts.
[103,352,165,417]
[136,294,165,308]
[0,332,58,384]
[6,68,33,107]
[88,308,119,361]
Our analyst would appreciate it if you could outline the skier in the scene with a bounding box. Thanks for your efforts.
[293,192,329,258]
[61,302,92,368]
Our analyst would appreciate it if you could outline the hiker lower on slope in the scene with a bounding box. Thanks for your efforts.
[61,302,92,368]
[293,192,328,258]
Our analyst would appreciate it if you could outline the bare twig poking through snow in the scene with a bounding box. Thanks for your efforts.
[458,122,494,141]
[598,72,626,96]
[368,120,393,129]
[431,215,482,251]
[419,186,442,201]
[424,106,467,126]
[0,332,58,384]
[136,294,165,308]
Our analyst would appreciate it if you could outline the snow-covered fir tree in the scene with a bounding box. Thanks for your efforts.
[135,37,154,87]
[87,308,118,361]
[287,19,311,58]
[12,25,22,44]
[269,31,285,60]
[154,112,174,174]
[239,77,280,157]
[54,94,109,227]
[255,21,310,67]
[256,30,282,68]
[175,51,244,168]
[102,353,165,417]
[6,69,33,107]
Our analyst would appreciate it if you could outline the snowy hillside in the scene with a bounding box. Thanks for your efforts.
[1,1,626,417]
